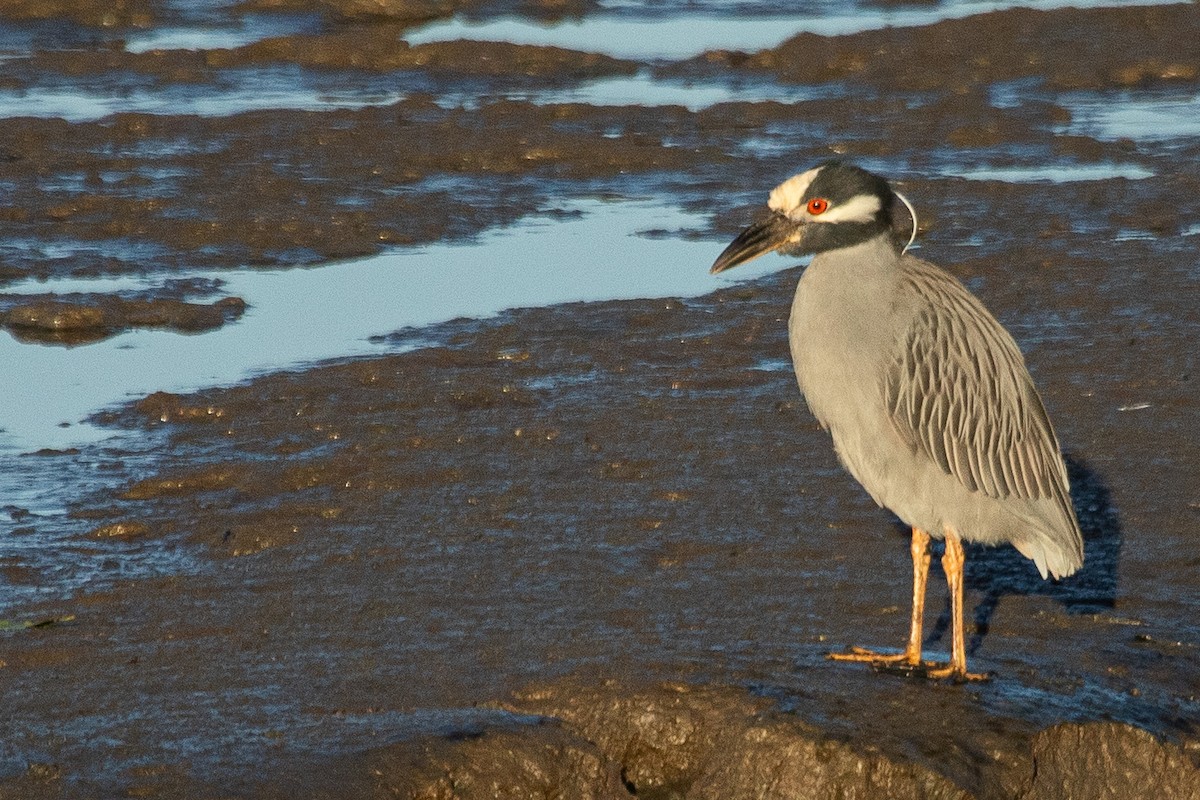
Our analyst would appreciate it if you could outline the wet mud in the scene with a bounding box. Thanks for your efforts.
[1,294,245,344]
[2,0,1200,797]
[0,0,157,28]
[699,4,1200,91]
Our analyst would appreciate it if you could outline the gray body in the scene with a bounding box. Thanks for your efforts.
[789,233,1082,579]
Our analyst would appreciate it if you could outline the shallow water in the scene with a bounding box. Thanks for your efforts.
[1064,90,1200,141]
[952,163,1155,182]
[123,12,322,54]
[0,199,783,454]
[453,72,836,111]
[0,68,832,121]
[405,0,1179,59]
[0,68,407,122]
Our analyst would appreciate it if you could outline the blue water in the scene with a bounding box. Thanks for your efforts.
[0,200,783,455]
[406,0,1177,60]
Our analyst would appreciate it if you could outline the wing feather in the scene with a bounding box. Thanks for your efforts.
[884,261,1071,506]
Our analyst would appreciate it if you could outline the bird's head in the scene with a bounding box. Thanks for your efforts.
[710,161,910,274]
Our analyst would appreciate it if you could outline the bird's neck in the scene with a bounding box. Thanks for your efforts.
[810,231,903,276]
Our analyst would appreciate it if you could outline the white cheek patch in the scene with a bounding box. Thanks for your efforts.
[767,167,882,224]
[767,167,821,218]
[815,193,883,224]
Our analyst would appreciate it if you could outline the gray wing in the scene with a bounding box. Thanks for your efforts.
[884,261,1071,505]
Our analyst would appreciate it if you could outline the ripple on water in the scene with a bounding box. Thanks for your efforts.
[0,429,206,614]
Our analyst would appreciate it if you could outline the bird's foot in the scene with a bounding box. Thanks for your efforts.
[828,647,992,682]
[921,662,992,683]
[827,646,926,669]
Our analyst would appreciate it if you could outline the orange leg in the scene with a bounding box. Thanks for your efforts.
[829,526,934,668]
[925,528,990,682]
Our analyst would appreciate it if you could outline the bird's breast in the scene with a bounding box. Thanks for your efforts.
[787,255,904,432]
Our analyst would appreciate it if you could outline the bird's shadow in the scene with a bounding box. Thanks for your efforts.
[922,454,1122,654]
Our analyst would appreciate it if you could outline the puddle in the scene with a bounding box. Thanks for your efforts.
[405,0,1178,60]
[447,71,835,111]
[1063,91,1200,141]
[0,67,406,122]
[0,68,828,121]
[0,198,784,454]
[123,13,322,54]
[951,163,1155,182]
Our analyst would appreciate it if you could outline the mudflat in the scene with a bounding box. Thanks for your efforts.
[1,1,1198,797]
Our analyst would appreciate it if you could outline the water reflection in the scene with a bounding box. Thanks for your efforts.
[0,199,778,453]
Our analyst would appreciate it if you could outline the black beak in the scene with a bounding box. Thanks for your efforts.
[710,212,804,274]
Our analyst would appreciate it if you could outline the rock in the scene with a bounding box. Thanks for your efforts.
[692,718,971,800]
[499,679,1200,799]
[286,719,631,800]
[502,679,969,799]
[1025,721,1200,800]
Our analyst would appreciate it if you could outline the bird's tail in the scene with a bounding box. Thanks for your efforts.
[1013,534,1083,581]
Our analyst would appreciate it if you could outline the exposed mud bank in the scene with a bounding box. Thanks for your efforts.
[209,34,639,76]
[1,294,244,344]
[695,3,1200,92]
[0,99,720,282]
[0,0,157,28]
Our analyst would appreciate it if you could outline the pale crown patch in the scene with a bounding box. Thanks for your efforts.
[767,168,820,218]
[766,166,883,224]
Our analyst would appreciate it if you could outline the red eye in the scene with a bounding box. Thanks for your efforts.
[807,197,830,215]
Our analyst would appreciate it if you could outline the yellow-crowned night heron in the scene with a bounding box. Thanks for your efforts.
[711,162,1083,681]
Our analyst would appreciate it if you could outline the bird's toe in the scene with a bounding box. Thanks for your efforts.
[921,663,993,683]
